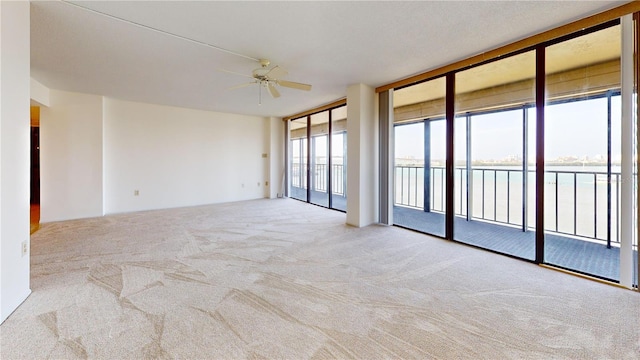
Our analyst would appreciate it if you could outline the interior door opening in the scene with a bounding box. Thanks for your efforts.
[30,106,40,234]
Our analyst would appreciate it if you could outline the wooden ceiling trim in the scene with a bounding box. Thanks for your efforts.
[283,98,346,122]
[376,1,640,93]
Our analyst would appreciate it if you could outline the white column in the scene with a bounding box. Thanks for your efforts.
[0,1,31,323]
[379,90,394,225]
[346,84,378,227]
[619,14,634,289]
[268,117,284,199]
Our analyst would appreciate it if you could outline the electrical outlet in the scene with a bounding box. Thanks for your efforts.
[21,241,28,257]
[241,183,244,188]
[134,190,139,196]
[257,182,260,186]
[265,181,269,186]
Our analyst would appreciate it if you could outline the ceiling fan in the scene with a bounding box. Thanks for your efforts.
[221,59,312,104]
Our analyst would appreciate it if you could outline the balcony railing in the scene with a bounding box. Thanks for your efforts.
[291,163,346,196]
[395,165,623,244]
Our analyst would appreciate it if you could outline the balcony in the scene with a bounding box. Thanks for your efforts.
[290,163,347,211]
[394,165,638,282]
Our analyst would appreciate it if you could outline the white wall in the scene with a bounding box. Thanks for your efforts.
[40,90,104,222]
[0,0,31,324]
[103,98,269,214]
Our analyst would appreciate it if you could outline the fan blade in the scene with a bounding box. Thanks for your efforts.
[267,83,281,98]
[227,82,255,90]
[218,68,254,79]
[265,65,288,80]
[277,80,312,91]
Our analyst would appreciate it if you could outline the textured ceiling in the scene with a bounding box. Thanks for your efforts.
[30,1,628,118]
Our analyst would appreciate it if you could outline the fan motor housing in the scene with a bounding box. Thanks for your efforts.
[252,68,271,80]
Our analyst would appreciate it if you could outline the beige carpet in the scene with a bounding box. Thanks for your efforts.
[1,198,639,359]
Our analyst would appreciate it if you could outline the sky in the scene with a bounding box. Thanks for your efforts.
[395,95,623,163]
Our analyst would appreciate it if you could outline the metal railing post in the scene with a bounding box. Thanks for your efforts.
[310,136,316,192]
[424,119,431,212]
[507,171,511,224]
[466,113,473,221]
[573,173,578,234]
[522,105,529,232]
[482,169,486,219]
[594,173,598,240]
[343,133,348,199]
[554,173,560,232]
[606,89,612,248]
[493,170,497,221]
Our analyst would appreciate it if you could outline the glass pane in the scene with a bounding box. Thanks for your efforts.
[545,24,621,280]
[309,111,329,207]
[454,50,536,260]
[331,106,347,211]
[393,77,446,237]
[289,117,307,202]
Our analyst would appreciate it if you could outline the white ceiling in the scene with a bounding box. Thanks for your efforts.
[30,1,628,118]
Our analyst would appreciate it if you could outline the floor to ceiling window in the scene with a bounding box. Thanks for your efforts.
[287,104,347,212]
[310,112,329,207]
[289,117,308,202]
[544,23,623,281]
[380,17,638,286]
[331,106,348,211]
[393,77,446,237]
[452,50,537,260]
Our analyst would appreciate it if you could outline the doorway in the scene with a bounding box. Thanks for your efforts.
[30,106,40,233]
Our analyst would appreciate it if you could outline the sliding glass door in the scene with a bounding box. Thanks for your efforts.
[288,104,347,211]
[331,106,348,211]
[544,23,622,281]
[310,112,329,207]
[384,16,638,286]
[392,77,446,237]
[289,117,308,202]
[453,50,537,260]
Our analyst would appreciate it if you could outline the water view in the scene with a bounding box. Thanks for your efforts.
[395,164,625,243]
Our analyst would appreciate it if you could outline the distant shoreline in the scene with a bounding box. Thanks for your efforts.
[396,160,621,167]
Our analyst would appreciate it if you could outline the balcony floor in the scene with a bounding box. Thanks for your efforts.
[395,206,637,283]
[290,187,346,212]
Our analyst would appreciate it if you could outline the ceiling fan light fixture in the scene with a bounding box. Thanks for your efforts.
[221,58,312,104]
